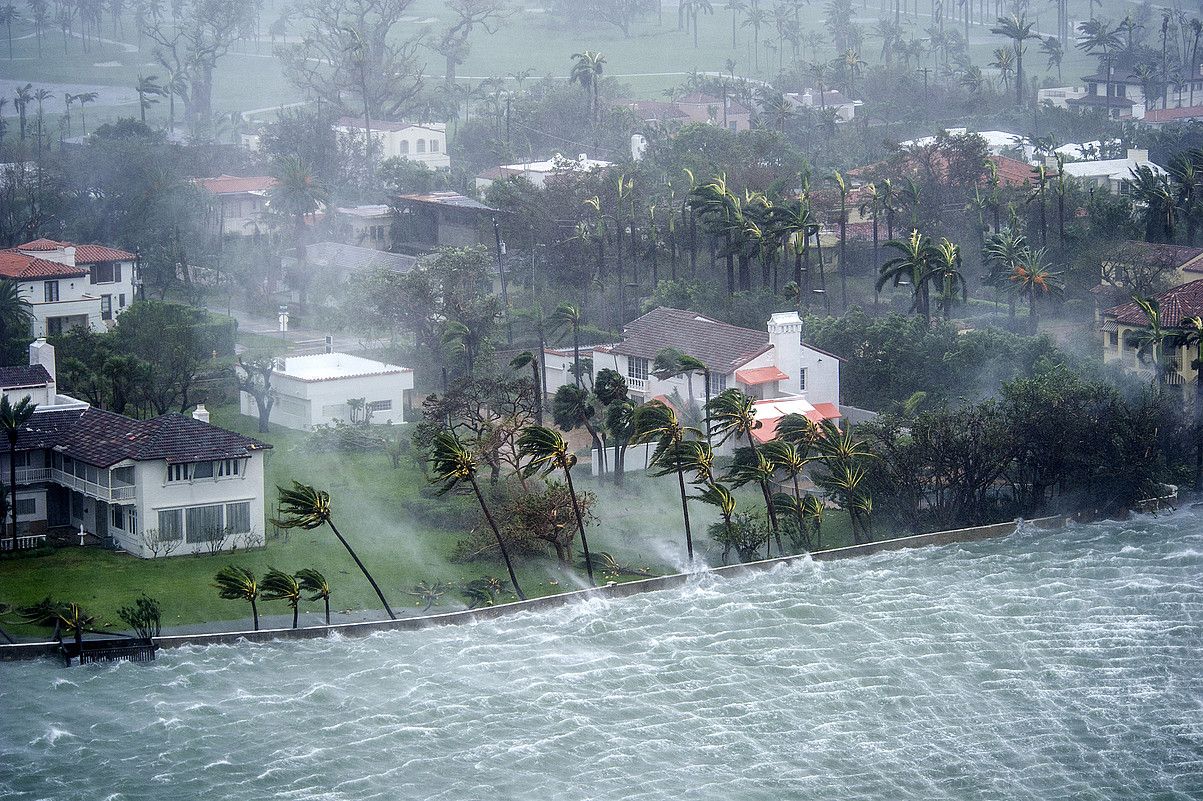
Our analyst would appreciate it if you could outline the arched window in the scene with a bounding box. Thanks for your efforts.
[416,140,426,154]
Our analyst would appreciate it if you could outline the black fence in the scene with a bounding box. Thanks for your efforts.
[61,638,158,666]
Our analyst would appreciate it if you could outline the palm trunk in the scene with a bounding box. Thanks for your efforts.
[675,450,695,562]
[530,361,543,425]
[747,433,782,558]
[327,519,397,618]
[8,437,17,551]
[250,597,259,631]
[563,468,595,585]
[1195,342,1202,492]
[323,596,330,626]
[469,475,527,600]
[291,603,298,629]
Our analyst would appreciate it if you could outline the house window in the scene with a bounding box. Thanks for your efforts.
[628,357,649,382]
[90,262,121,284]
[119,294,126,308]
[799,367,807,391]
[400,140,409,155]
[166,463,188,482]
[431,139,440,152]
[1108,332,1119,348]
[226,502,251,534]
[416,139,426,154]
[217,459,240,478]
[707,372,728,396]
[366,399,392,413]
[111,504,125,531]
[101,295,112,321]
[44,281,59,302]
[16,498,35,516]
[185,504,225,543]
[157,509,183,540]
[191,461,214,479]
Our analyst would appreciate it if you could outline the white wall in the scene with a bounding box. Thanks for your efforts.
[18,260,135,336]
[245,371,415,431]
[798,345,840,407]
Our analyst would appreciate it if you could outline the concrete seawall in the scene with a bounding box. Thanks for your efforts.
[0,515,1067,661]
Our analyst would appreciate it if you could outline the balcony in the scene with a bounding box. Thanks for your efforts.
[626,376,648,392]
[15,467,51,483]
[50,468,135,502]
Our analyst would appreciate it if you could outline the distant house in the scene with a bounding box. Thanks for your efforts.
[244,352,415,431]
[1101,279,1203,390]
[590,308,841,412]
[674,92,753,131]
[897,127,1028,159]
[282,241,418,307]
[336,205,395,251]
[3,340,271,557]
[1065,59,1203,120]
[334,117,450,170]
[0,238,138,336]
[1060,149,1164,194]
[785,88,862,123]
[392,191,496,248]
[475,153,613,191]
[196,174,277,236]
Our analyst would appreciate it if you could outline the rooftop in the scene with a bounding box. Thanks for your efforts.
[298,241,418,274]
[0,364,51,389]
[0,251,87,279]
[496,153,613,174]
[1103,241,1203,274]
[1105,278,1203,327]
[612,307,772,374]
[395,191,495,211]
[337,205,392,219]
[276,352,413,382]
[16,408,271,467]
[16,239,135,263]
[335,117,445,133]
[1061,151,1163,180]
[750,396,841,444]
[196,174,277,195]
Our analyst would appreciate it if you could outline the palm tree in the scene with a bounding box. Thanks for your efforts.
[828,170,851,308]
[570,50,606,125]
[706,388,779,558]
[270,156,329,265]
[1130,296,1172,387]
[696,481,739,563]
[13,83,32,142]
[510,351,544,425]
[631,400,701,561]
[0,279,33,350]
[924,238,968,320]
[551,303,584,387]
[991,13,1038,105]
[990,46,1015,94]
[763,439,813,550]
[1008,247,1063,334]
[982,227,1027,324]
[296,567,332,625]
[0,394,35,551]
[878,229,933,321]
[261,568,302,628]
[724,0,746,49]
[1040,35,1063,82]
[213,566,260,631]
[1171,316,1203,489]
[74,91,98,135]
[726,446,782,557]
[0,4,19,61]
[682,0,714,47]
[135,74,161,125]
[518,425,596,584]
[55,602,94,657]
[1168,152,1202,245]
[31,87,51,148]
[273,482,398,619]
[429,431,526,601]
[742,6,766,71]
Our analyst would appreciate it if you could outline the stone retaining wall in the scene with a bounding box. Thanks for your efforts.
[0,515,1067,661]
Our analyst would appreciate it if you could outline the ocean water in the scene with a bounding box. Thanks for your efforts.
[2,515,1201,801]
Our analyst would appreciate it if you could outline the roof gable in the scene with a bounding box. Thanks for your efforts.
[614,307,771,373]
[0,251,87,279]
[1105,278,1203,327]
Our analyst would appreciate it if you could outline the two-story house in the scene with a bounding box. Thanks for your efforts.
[196,174,278,237]
[0,239,138,336]
[589,307,841,413]
[334,118,451,170]
[1100,278,1203,392]
[2,340,271,557]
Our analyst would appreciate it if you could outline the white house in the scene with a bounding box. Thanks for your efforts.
[785,88,862,123]
[0,239,138,336]
[196,174,278,237]
[336,205,394,250]
[475,153,613,191]
[334,117,450,169]
[589,307,841,412]
[1060,149,1165,194]
[243,352,415,431]
[2,340,271,558]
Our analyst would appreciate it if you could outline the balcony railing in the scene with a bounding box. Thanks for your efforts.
[50,468,135,502]
[15,467,51,483]
[626,377,648,392]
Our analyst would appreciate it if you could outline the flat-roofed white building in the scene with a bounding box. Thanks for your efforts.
[334,118,450,169]
[244,352,415,431]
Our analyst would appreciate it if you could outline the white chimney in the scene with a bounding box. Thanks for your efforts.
[631,134,648,162]
[578,153,588,163]
[767,312,804,395]
[192,404,210,423]
[29,338,56,381]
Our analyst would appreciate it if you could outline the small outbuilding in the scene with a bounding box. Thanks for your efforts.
[242,353,415,431]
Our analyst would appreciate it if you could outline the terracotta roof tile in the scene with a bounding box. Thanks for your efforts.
[197,174,277,195]
[0,252,86,279]
[1105,278,1203,327]
[736,366,789,385]
[18,238,65,251]
[73,244,135,263]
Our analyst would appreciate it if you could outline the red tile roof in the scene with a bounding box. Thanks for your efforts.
[0,252,86,279]
[73,244,135,263]
[1105,278,1203,327]
[1143,105,1203,123]
[849,153,1039,188]
[197,174,277,195]
[18,238,65,251]
[736,366,788,385]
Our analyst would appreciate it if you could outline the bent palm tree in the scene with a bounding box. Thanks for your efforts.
[261,568,302,629]
[296,568,332,625]
[550,303,584,387]
[632,400,701,562]
[273,482,397,619]
[518,425,596,585]
[707,388,779,558]
[0,394,36,551]
[429,431,526,600]
[213,566,260,631]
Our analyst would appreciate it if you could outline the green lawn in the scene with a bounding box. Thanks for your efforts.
[0,394,854,637]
